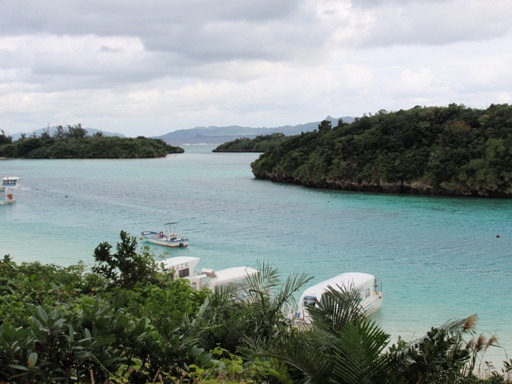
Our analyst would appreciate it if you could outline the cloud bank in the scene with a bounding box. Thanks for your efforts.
[1,0,511,136]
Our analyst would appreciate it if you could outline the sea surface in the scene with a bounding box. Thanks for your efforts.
[2,145,512,368]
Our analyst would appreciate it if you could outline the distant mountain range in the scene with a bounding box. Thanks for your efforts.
[156,116,354,145]
[10,116,354,145]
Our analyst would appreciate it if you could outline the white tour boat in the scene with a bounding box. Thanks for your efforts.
[2,176,20,189]
[140,222,188,248]
[160,256,258,293]
[295,272,383,323]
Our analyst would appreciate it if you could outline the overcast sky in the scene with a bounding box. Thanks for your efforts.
[1,0,511,137]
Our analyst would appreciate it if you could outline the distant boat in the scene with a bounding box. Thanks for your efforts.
[160,256,258,294]
[140,222,188,248]
[0,187,15,205]
[295,272,384,323]
[2,176,20,189]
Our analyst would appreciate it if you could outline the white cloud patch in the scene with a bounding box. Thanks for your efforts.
[353,0,512,47]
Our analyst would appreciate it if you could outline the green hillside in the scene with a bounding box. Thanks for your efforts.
[212,132,289,152]
[0,124,183,158]
[251,104,512,197]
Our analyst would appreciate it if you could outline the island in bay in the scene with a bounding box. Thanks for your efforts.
[0,124,183,159]
[229,104,511,197]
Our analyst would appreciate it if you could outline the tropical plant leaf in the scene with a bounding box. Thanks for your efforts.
[331,319,390,384]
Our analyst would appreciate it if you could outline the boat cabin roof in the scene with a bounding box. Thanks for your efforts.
[301,272,375,298]
[161,256,200,271]
[212,266,258,284]
[2,176,20,185]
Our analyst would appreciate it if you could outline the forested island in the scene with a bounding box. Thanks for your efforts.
[0,232,508,383]
[0,124,183,158]
[213,132,289,152]
[251,104,512,197]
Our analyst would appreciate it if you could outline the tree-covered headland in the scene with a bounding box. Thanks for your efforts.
[212,133,289,152]
[0,124,184,158]
[1,232,511,383]
[251,104,512,197]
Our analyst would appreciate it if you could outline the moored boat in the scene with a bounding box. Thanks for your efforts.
[295,272,383,323]
[160,256,258,293]
[140,222,188,248]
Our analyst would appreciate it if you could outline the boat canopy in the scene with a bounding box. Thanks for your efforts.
[300,272,375,298]
[161,256,200,269]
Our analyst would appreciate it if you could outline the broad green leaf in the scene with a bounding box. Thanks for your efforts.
[36,306,48,324]
[8,364,30,371]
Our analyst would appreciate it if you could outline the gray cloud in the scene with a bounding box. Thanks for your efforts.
[0,0,511,136]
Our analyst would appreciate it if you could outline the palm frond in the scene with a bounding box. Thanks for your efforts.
[307,284,365,334]
[331,319,391,384]
[254,330,335,384]
[270,272,314,318]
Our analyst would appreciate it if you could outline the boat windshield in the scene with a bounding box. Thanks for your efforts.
[2,177,19,187]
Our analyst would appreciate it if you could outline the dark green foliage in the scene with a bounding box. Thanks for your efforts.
[92,230,160,289]
[1,245,511,382]
[213,133,289,152]
[251,104,512,197]
[0,129,12,145]
[0,124,184,158]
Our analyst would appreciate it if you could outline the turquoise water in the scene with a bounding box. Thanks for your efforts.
[2,145,512,366]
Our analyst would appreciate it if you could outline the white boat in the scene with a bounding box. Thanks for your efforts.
[2,176,20,189]
[295,272,383,323]
[0,187,15,205]
[140,222,188,248]
[160,256,258,293]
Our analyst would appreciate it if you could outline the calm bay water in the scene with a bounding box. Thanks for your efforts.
[2,145,512,366]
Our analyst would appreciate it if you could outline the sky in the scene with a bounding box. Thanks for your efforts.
[1,0,511,137]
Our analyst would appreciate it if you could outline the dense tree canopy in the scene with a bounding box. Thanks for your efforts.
[0,124,184,158]
[251,104,512,197]
[212,133,289,152]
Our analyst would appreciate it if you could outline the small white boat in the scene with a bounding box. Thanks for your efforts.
[2,176,20,189]
[140,222,188,248]
[295,272,383,323]
[0,187,15,205]
[160,256,258,293]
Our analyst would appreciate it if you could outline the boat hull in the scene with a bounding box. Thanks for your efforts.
[361,293,384,316]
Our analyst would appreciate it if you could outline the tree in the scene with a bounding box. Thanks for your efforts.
[318,120,332,133]
[92,231,159,289]
[54,125,65,139]
[67,123,88,139]
[0,130,12,145]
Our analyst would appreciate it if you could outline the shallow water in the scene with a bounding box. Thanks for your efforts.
[2,145,511,367]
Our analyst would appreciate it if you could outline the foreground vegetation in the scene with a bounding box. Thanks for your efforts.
[213,133,289,152]
[251,104,512,197]
[1,232,511,383]
[0,125,183,158]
